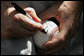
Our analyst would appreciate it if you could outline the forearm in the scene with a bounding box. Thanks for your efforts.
[58,1,83,32]
[58,1,83,16]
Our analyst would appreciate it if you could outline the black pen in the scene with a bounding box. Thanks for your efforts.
[11,1,33,20]
[11,1,46,33]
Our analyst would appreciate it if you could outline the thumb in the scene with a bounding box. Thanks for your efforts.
[43,23,71,48]
[24,7,41,23]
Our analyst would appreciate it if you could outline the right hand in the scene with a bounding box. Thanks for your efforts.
[36,1,82,54]
[1,2,43,38]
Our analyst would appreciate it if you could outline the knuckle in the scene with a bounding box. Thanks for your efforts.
[24,7,35,12]
[6,7,15,16]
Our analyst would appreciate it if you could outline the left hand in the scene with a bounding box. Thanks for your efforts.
[35,1,83,55]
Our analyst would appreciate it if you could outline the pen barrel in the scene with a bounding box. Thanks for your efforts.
[11,2,26,15]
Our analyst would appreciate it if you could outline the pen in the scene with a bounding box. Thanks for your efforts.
[11,1,40,23]
[11,2,45,33]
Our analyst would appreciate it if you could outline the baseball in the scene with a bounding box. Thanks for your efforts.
[33,20,59,49]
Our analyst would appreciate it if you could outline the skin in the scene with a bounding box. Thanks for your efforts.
[1,1,83,55]
[36,1,83,55]
[1,1,43,38]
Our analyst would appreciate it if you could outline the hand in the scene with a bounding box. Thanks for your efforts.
[36,1,83,55]
[1,2,43,38]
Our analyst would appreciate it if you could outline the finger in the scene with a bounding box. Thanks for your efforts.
[14,13,43,31]
[43,23,70,49]
[7,7,43,31]
[7,21,37,38]
[43,44,65,55]
[24,7,41,23]
[7,7,33,31]
[38,43,65,55]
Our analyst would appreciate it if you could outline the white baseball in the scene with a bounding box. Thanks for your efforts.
[33,20,59,49]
